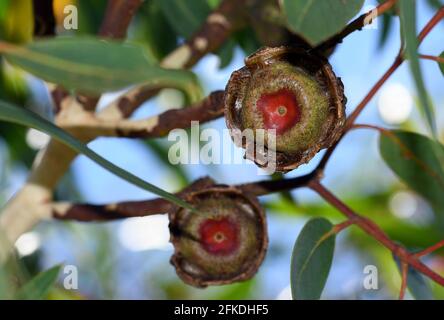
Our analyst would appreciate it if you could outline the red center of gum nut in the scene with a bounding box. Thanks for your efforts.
[257,89,301,134]
[199,218,239,255]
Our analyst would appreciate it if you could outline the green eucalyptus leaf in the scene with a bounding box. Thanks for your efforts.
[282,0,364,45]
[76,0,108,35]
[379,130,444,225]
[136,1,177,61]
[217,39,236,69]
[156,0,210,39]
[425,0,444,11]
[0,100,193,210]
[2,37,202,101]
[398,0,436,135]
[291,218,335,300]
[16,265,62,300]
[235,28,262,56]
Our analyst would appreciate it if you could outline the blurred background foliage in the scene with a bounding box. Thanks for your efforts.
[0,0,443,300]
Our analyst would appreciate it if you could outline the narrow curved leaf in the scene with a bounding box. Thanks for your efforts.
[0,100,193,210]
[379,130,444,224]
[399,0,436,135]
[291,218,335,300]
[282,0,364,45]
[1,37,202,101]
[16,265,62,300]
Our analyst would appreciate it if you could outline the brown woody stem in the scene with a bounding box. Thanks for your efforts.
[333,220,355,234]
[419,54,444,64]
[59,91,225,138]
[399,262,408,300]
[414,239,444,258]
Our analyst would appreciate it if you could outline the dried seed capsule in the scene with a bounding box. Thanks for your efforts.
[169,186,267,287]
[225,46,346,172]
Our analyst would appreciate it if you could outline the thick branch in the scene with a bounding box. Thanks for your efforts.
[420,54,444,64]
[60,91,225,138]
[50,172,315,221]
[51,177,216,221]
[52,199,172,222]
[99,0,144,39]
[399,262,408,300]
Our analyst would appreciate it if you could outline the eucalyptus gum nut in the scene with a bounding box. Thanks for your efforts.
[224,46,346,173]
[169,186,268,288]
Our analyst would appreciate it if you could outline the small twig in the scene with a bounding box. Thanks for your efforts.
[414,239,444,258]
[238,172,317,196]
[309,180,444,286]
[333,219,355,234]
[419,54,444,64]
[51,172,315,221]
[350,123,387,133]
[399,262,409,300]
